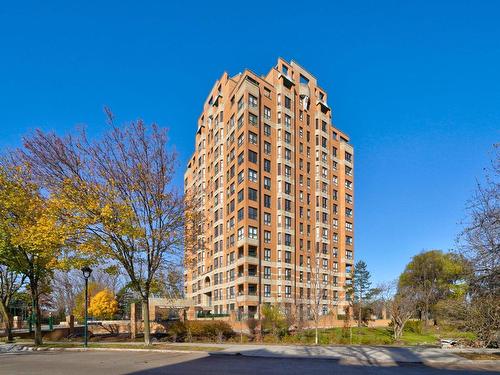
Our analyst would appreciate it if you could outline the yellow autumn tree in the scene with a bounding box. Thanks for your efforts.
[72,281,103,321]
[88,289,118,320]
[0,163,74,345]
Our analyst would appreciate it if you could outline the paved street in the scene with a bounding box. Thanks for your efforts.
[0,350,498,375]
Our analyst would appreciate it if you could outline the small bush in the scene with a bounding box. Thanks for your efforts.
[185,320,234,342]
[404,320,423,334]
[166,321,187,342]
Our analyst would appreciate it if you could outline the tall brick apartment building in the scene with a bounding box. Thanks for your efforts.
[184,58,354,320]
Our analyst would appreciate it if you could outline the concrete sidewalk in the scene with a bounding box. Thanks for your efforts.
[162,342,499,366]
[210,344,465,365]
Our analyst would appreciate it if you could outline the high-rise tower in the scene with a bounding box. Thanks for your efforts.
[184,59,354,320]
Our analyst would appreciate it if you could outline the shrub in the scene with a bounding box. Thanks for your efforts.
[404,320,423,334]
[185,320,234,342]
[166,321,187,342]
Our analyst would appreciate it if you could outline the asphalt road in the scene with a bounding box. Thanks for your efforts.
[0,350,498,375]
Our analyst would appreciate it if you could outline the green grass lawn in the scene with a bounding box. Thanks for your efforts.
[292,326,476,346]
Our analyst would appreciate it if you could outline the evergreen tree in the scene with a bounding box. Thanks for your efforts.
[352,260,373,327]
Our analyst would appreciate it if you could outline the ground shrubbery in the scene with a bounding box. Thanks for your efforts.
[164,320,234,343]
[403,320,423,334]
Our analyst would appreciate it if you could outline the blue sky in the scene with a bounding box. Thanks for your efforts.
[0,1,498,284]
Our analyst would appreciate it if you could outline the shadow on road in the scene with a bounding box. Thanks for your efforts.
[123,350,499,375]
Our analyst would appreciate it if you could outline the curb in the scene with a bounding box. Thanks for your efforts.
[1,345,203,355]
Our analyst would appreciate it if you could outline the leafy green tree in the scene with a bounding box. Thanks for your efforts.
[399,250,469,326]
[261,304,286,339]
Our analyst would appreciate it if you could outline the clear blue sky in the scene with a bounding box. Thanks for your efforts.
[1,1,498,284]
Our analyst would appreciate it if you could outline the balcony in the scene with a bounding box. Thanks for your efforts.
[212,93,222,107]
[279,72,295,87]
[316,99,331,113]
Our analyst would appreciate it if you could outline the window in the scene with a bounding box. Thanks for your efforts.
[248,207,258,220]
[264,177,271,190]
[264,194,271,208]
[285,285,291,298]
[346,207,353,217]
[284,182,291,194]
[237,227,244,240]
[227,199,235,214]
[237,170,244,184]
[284,199,292,212]
[345,193,353,204]
[264,212,271,225]
[264,159,271,172]
[264,231,271,243]
[264,124,271,136]
[345,151,352,162]
[285,251,291,264]
[284,233,291,246]
[248,169,258,182]
[237,189,244,202]
[248,226,258,239]
[237,208,244,221]
[249,150,258,163]
[237,151,244,165]
[264,142,271,155]
[284,148,291,161]
[263,106,271,120]
[248,94,257,107]
[237,96,244,110]
[284,131,291,144]
[249,131,257,144]
[264,266,271,279]
[264,248,271,261]
[346,222,353,231]
[249,113,258,126]
[284,216,292,230]
[248,188,257,201]
[264,284,271,297]
[284,96,291,109]
[284,114,291,128]
[237,115,244,129]
[346,236,353,245]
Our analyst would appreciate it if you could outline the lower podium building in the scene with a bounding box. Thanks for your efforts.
[184,58,354,321]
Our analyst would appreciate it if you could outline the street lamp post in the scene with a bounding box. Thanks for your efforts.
[81,266,93,348]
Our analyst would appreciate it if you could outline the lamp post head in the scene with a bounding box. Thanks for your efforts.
[81,266,93,280]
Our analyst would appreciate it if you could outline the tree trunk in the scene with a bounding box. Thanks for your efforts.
[358,301,362,328]
[0,300,13,342]
[29,278,42,346]
[142,297,151,345]
[424,300,429,327]
[315,324,319,345]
